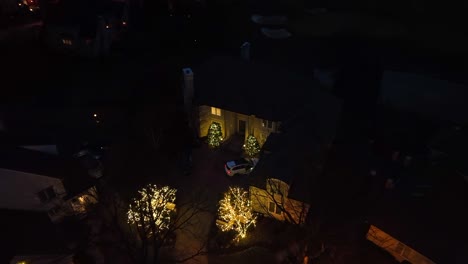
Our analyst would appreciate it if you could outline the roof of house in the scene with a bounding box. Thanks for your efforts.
[193,56,329,121]
[367,163,468,264]
[0,146,94,197]
[380,71,468,124]
[250,99,341,202]
[0,146,68,179]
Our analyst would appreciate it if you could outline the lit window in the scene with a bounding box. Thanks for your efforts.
[62,39,72,45]
[37,186,56,203]
[211,107,221,116]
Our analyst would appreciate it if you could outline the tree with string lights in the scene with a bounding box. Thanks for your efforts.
[127,184,177,262]
[207,121,223,148]
[127,184,177,238]
[217,187,257,242]
[244,135,261,157]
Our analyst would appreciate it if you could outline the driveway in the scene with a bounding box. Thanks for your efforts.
[183,135,249,195]
[174,135,251,263]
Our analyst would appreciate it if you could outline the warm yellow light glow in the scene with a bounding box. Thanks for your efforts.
[93,113,97,117]
[78,197,84,203]
[17,261,27,264]
[127,184,177,236]
[217,187,256,242]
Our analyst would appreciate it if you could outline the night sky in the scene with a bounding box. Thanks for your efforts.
[1,0,467,263]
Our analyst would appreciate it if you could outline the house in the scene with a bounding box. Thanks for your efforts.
[40,0,128,56]
[0,147,98,223]
[428,124,468,180]
[380,71,468,124]
[10,254,76,264]
[182,55,328,147]
[248,96,341,224]
[365,160,468,264]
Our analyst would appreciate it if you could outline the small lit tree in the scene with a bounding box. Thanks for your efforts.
[217,187,256,242]
[207,122,223,148]
[244,135,261,157]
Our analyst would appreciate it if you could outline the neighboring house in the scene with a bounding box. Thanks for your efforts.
[182,56,327,147]
[366,160,468,264]
[366,225,435,264]
[11,254,75,264]
[250,178,310,225]
[428,124,468,181]
[40,0,128,56]
[380,71,468,124]
[249,97,341,224]
[0,147,98,223]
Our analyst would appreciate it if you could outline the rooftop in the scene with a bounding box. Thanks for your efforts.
[368,162,468,264]
[250,99,341,202]
[0,146,94,197]
[381,71,468,124]
[0,146,69,179]
[193,56,328,121]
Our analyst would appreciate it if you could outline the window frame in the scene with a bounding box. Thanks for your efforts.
[211,107,221,116]
[262,119,273,129]
[38,186,56,203]
[268,201,282,215]
[268,202,275,213]
[275,204,282,214]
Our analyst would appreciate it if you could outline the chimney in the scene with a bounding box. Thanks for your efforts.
[240,42,250,61]
[182,68,194,112]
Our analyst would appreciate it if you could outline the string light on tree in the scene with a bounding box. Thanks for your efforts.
[207,122,223,148]
[244,135,261,157]
[127,184,177,237]
[217,187,256,242]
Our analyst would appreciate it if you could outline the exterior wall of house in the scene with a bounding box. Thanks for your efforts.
[250,186,309,224]
[0,168,66,213]
[67,186,99,216]
[366,225,436,264]
[198,105,280,146]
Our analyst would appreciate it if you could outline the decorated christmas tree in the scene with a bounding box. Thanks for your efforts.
[244,135,261,157]
[207,122,223,148]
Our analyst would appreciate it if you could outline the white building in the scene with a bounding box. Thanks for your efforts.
[0,147,97,223]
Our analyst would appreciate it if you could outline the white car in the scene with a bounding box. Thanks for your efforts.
[224,158,258,176]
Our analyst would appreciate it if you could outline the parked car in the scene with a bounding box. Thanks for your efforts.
[224,158,258,176]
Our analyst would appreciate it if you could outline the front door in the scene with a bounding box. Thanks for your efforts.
[238,120,246,136]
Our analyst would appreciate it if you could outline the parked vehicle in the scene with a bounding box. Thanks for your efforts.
[224,158,258,176]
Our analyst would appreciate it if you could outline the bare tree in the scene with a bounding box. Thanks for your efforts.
[92,184,211,264]
[250,178,310,226]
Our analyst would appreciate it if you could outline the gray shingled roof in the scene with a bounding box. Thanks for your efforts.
[0,147,67,179]
[250,99,341,202]
[194,56,324,121]
[367,163,468,264]
[0,146,95,197]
